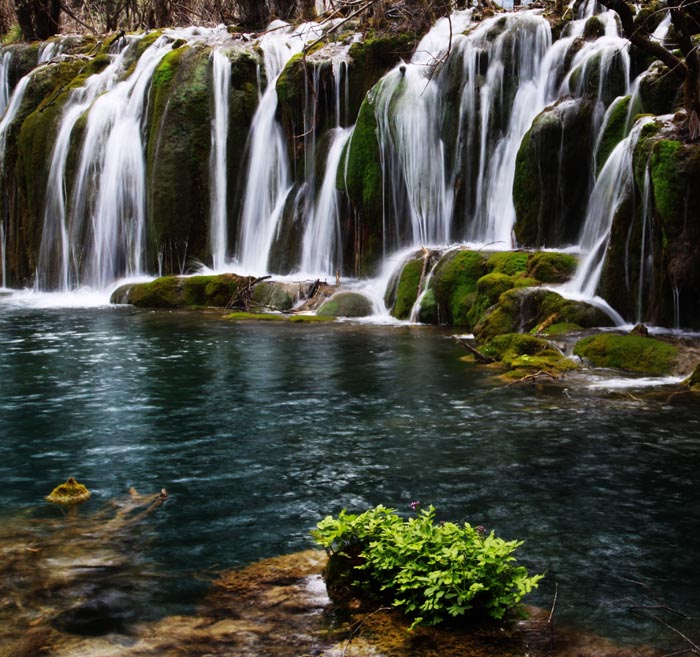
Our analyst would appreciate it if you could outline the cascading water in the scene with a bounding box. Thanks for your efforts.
[66,36,175,290]
[36,38,140,290]
[237,22,324,275]
[561,118,653,307]
[209,48,231,271]
[0,51,11,117]
[299,126,352,276]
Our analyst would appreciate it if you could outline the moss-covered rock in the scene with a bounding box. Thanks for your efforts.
[386,256,424,320]
[337,96,384,277]
[316,291,373,317]
[574,333,678,375]
[481,333,578,375]
[146,45,212,274]
[428,249,487,326]
[110,273,248,308]
[513,98,595,248]
[683,363,700,391]
[347,33,417,121]
[596,95,632,174]
[603,123,700,328]
[525,251,578,283]
[251,281,300,312]
[637,62,681,117]
[475,287,614,339]
[485,251,529,276]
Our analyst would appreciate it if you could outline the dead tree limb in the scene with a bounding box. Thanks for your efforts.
[452,336,495,363]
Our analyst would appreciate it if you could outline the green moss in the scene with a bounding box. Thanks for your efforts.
[596,96,631,173]
[649,139,684,224]
[225,311,333,322]
[475,288,613,340]
[683,364,700,391]
[110,274,246,308]
[317,292,373,317]
[482,333,578,374]
[146,46,211,272]
[390,257,424,319]
[347,33,416,119]
[526,252,578,283]
[537,322,582,336]
[338,97,384,276]
[430,250,487,326]
[465,272,516,328]
[574,333,678,375]
[486,251,529,276]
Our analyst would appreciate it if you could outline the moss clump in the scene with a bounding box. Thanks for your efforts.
[649,139,684,225]
[226,311,333,322]
[389,257,424,320]
[110,274,247,308]
[475,288,613,340]
[486,251,529,276]
[574,333,678,375]
[482,333,578,374]
[317,292,373,318]
[430,250,487,326]
[596,96,631,173]
[46,477,91,505]
[683,364,700,391]
[525,252,578,283]
[347,33,417,119]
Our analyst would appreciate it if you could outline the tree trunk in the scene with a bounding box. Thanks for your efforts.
[15,0,61,39]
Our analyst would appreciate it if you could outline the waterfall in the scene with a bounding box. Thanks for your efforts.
[562,118,652,302]
[300,126,352,276]
[67,36,174,290]
[0,75,32,164]
[0,220,5,289]
[37,38,139,290]
[209,48,231,271]
[0,51,11,117]
[237,22,324,275]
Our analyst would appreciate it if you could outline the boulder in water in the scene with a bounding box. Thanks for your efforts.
[573,333,679,375]
[316,292,373,317]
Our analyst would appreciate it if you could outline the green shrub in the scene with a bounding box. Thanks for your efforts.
[312,505,542,628]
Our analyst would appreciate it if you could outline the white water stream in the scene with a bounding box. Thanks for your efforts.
[210,48,231,271]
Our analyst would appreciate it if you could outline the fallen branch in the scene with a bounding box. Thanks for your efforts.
[505,370,559,386]
[226,275,272,310]
[452,336,495,363]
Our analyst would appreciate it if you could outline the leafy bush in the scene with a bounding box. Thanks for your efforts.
[311,505,543,628]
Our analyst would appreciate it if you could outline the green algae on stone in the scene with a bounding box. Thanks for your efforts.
[429,250,487,326]
[475,288,613,340]
[226,311,333,323]
[683,363,700,391]
[525,251,578,284]
[482,333,578,375]
[110,274,247,308]
[573,333,678,375]
[146,45,212,274]
[317,292,373,318]
[387,256,424,320]
[46,477,91,505]
[337,95,384,276]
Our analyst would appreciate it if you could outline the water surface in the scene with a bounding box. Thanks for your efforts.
[0,303,698,647]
